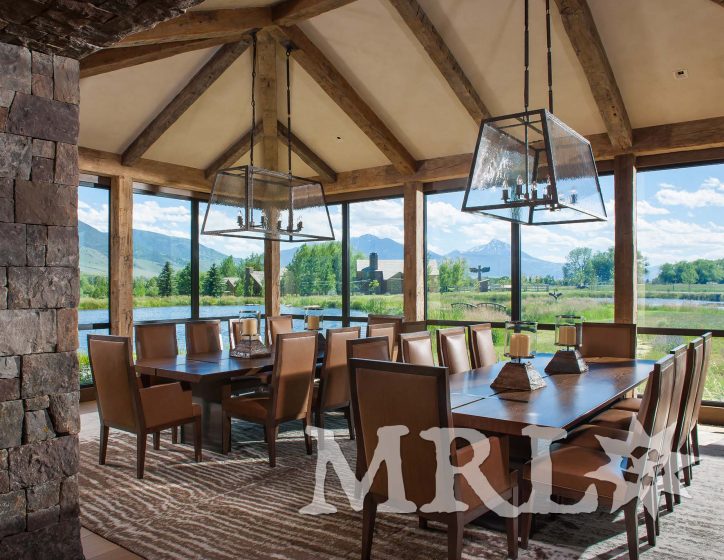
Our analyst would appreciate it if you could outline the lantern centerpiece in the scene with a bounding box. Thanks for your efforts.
[491,321,546,391]
[545,314,588,375]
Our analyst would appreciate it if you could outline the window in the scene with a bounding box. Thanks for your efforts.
[78,182,110,386]
[637,163,724,401]
[349,198,405,318]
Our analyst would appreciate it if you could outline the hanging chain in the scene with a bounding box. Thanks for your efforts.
[286,46,293,177]
[546,0,553,113]
[249,32,258,168]
[523,0,530,193]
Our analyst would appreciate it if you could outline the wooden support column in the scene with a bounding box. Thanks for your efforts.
[403,182,425,321]
[110,175,134,337]
[614,154,637,324]
[259,29,281,316]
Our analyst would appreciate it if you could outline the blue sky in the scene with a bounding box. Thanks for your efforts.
[79,163,724,267]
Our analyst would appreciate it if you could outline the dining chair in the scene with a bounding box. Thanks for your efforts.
[436,327,471,374]
[266,315,294,346]
[367,314,403,359]
[347,336,390,361]
[689,331,712,470]
[400,320,427,334]
[135,322,180,443]
[366,322,396,361]
[229,318,243,348]
[88,334,202,479]
[580,322,636,359]
[221,331,318,466]
[348,358,518,560]
[399,331,435,366]
[185,319,223,355]
[313,326,360,437]
[520,354,674,560]
[468,323,497,369]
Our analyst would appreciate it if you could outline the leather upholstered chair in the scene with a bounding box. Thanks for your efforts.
[88,335,202,478]
[468,323,497,369]
[367,314,403,359]
[366,323,396,361]
[348,359,518,560]
[399,331,435,366]
[185,320,223,355]
[229,319,243,348]
[266,315,294,346]
[313,327,360,437]
[580,322,636,359]
[436,327,471,374]
[347,336,390,362]
[689,332,712,470]
[222,331,318,466]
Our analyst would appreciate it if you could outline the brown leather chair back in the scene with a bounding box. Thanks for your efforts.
[690,332,713,429]
[635,354,673,458]
[266,315,294,346]
[347,337,390,361]
[319,327,361,410]
[674,337,704,450]
[185,320,223,355]
[400,320,426,334]
[348,359,450,507]
[368,315,403,359]
[661,344,688,455]
[135,323,178,360]
[271,332,318,422]
[367,323,396,359]
[229,319,243,348]
[580,322,636,359]
[468,323,497,368]
[437,327,471,374]
[399,331,435,366]
[88,335,140,433]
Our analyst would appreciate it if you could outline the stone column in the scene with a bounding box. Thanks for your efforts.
[0,43,83,559]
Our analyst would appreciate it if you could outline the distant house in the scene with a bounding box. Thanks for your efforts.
[223,277,238,295]
[222,268,264,297]
[356,252,439,294]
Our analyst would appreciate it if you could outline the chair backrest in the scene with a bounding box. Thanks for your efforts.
[399,331,435,366]
[135,323,178,360]
[468,323,497,369]
[367,323,396,359]
[368,314,403,359]
[400,320,426,334]
[88,335,141,433]
[661,344,688,456]
[580,322,636,359]
[634,354,674,462]
[348,358,450,508]
[437,327,471,374]
[266,315,294,346]
[229,319,244,348]
[271,331,318,422]
[674,337,704,450]
[319,327,361,410]
[690,332,713,429]
[347,337,390,361]
[185,320,223,355]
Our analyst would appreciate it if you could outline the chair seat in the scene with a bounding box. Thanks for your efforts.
[612,397,642,412]
[524,444,627,501]
[563,423,630,450]
[224,395,272,421]
[192,403,202,417]
[591,408,636,430]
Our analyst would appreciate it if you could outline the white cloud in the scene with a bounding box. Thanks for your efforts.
[78,200,109,232]
[637,200,669,216]
[134,200,191,238]
[655,178,724,208]
[638,217,724,264]
[349,199,404,242]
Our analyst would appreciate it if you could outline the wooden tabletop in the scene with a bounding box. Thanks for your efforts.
[452,358,654,435]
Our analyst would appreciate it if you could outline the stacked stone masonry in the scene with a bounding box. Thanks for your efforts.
[0,42,83,559]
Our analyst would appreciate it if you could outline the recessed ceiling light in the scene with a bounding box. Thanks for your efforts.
[674,69,689,80]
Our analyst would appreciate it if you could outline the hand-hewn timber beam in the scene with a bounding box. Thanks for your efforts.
[272,25,418,175]
[555,0,633,151]
[122,40,250,167]
[614,154,637,324]
[117,8,271,46]
[277,121,337,183]
[710,0,724,7]
[403,182,425,321]
[80,35,245,78]
[110,175,134,338]
[387,0,489,124]
[272,0,358,25]
[204,122,263,179]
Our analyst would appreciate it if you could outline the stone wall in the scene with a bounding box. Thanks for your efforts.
[0,42,83,559]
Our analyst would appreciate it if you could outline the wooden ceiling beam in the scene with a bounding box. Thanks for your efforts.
[204,122,263,179]
[272,0,358,26]
[387,0,490,124]
[555,0,633,151]
[272,25,418,175]
[122,39,250,167]
[277,121,337,183]
[116,8,271,47]
[80,35,245,78]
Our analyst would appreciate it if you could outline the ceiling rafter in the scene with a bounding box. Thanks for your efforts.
[122,39,251,167]
[205,123,263,179]
[272,0,359,26]
[277,121,337,183]
[387,0,490,124]
[271,25,418,175]
[555,0,633,151]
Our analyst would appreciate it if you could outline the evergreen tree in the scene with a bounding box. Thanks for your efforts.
[157,261,175,297]
[176,263,192,296]
[202,263,224,297]
[219,255,236,277]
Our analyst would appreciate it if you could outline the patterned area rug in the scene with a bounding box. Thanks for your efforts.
[79,418,724,560]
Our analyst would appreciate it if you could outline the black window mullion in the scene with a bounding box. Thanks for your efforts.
[342,202,350,327]
[191,199,200,319]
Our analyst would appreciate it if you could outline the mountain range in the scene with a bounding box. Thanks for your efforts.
[79,221,564,279]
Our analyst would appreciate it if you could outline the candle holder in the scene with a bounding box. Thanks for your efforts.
[304,305,323,332]
[545,314,588,375]
[492,321,546,391]
[231,307,270,358]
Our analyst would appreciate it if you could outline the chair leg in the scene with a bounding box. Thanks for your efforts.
[361,493,377,560]
[99,425,109,465]
[418,517,428,530]
[506,483,519,560]
[266,424,277,467]
[172,426,178,444]
[644,485,657,546]
[153,431,160,450]
[692,424,700,466]
[623,499,640,560]
[302,418,313,455]
[222,410,231,455]
[137,433,147,479]
[194,418,202,463]
[447,513,464,560]
[345,406,356,441]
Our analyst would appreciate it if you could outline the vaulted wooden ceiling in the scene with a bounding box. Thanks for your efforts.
[77,0,724,190]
